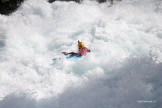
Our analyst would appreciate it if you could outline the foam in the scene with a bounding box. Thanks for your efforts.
[0,0,162,107]
[0,57,162,108]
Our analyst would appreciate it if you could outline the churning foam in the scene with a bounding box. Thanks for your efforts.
[0,0,162,107]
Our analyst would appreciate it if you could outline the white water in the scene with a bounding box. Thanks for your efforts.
[0,0,162,107]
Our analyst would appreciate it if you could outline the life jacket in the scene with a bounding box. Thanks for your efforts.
[78,47,90,55]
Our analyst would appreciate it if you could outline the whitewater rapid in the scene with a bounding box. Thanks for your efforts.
[0,0,162,108]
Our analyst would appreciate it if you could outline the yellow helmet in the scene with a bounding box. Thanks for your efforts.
[78,41,85,48]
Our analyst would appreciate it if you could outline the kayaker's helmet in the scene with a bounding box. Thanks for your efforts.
[78,41,85,48]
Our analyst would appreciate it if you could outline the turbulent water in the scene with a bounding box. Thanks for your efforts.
[0,0,162,108]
